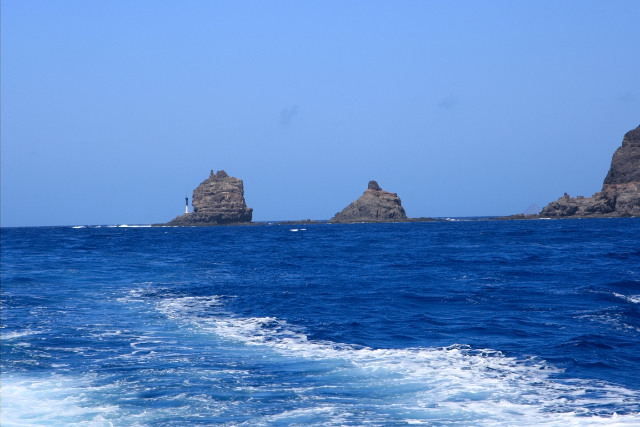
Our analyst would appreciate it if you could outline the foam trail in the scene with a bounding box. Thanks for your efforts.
[1,376,120,426]
[3,291,639,426]
[156,294,640,425]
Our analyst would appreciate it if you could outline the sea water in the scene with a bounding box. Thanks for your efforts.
[1,219,640,426]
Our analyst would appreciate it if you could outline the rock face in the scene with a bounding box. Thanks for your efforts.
[603,126,640,185]
[330,180,408,223]
[540,125,640,218]
[166,170,253,226]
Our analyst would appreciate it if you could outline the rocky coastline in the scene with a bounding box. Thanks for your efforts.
[158,124,638,226]
[520,125,640,219]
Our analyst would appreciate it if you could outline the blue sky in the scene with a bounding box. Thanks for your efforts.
[2,1,639,226]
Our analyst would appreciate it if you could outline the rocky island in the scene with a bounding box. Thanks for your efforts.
[330,180,409,223]
[164,170,253,226]
[539,125,640,218]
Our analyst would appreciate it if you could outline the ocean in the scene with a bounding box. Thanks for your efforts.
[1,219,640,426]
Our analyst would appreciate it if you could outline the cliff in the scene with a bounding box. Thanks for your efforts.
[540,125,640,218]
[330,180,409,223]
[165,170,253,226]
[603,125,640,185]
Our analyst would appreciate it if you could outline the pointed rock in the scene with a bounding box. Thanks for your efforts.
[330,180,408,223]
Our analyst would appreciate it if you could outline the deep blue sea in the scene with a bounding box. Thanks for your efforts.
[2,219,640,426]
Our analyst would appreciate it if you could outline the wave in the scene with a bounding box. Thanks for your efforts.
[69,224,152,229]
[1,329,41,340]
[97,224,152,228]
[1,376,120,426]
[4,289,640,426]
[154,293,640,425]
[613,292,640,304]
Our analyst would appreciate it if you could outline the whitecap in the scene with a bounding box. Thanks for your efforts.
[1,329,40,340]
[613,292,640,304]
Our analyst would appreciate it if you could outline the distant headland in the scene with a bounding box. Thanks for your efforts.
[158,124,639,226]
[504,124,640,219]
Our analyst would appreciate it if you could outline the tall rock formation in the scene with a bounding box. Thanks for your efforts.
[165,170,253,226]
[330,180,408,223]
[540,125,640,218]
[603,125,640,185]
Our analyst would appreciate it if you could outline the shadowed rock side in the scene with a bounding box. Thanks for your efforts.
[540,125,640,218]
[330,180,409,223]
[165,170,253,226]
[604,125,640,185]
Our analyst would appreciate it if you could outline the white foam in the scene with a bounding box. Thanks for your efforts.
[578,312,640,333]
[117,286,154,303]
[1,329,41,340]
[5,290,639,425]
[251,405,352,426]
[1,376,120,426]
[155,294,640,425]
[156,296,222,320]
[613,293,640,304]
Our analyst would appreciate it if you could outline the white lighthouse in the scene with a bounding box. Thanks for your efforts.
[185,196,189,214]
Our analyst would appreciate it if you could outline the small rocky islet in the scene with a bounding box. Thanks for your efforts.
[329,180,409,223]
[161,175,415,226]
[164,170,253,226]
[160,125,640,226]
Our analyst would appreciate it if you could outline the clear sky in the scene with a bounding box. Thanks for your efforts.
[2,1,639,226]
